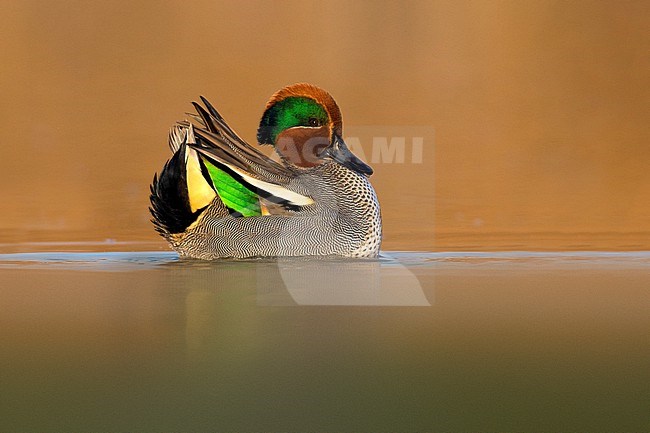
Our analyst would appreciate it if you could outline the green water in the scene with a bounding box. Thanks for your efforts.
[1,251,648,432]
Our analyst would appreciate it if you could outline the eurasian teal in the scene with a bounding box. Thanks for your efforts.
[150,83,382,259]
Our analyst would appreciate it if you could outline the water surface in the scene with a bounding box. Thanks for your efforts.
[1,249,648,431]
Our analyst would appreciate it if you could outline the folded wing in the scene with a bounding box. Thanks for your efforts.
[150,98,314,236]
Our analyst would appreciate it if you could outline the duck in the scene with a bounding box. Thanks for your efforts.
[149,83,382,259]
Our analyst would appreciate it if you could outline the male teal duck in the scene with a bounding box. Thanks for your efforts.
[150,83,382,259]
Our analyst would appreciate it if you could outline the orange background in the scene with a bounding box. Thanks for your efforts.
[1,1,648,250]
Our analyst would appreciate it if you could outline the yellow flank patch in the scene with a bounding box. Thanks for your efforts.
[186,148,216,212]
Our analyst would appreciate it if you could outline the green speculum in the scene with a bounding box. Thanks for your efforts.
[257,97,329,144]
[202,159,261,217]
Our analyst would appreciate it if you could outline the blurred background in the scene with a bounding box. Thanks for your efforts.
[1,0,648,251]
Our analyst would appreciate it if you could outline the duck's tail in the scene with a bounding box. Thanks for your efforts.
[149,126,214,239]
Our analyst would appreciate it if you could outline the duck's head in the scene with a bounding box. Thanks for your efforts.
[257,83,373,176]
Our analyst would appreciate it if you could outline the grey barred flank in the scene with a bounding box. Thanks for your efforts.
[171,161,381,259]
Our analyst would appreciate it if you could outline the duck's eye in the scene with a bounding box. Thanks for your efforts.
[308,117,319,127]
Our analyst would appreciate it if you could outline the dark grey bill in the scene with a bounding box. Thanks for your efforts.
[323,134,373,176]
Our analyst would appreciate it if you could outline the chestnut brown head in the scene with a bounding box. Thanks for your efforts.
[257,83,372,175]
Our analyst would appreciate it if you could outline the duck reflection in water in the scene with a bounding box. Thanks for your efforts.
[162,256,430,359]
